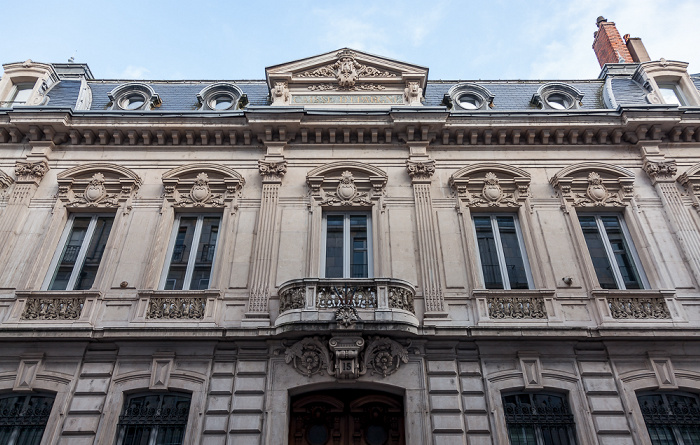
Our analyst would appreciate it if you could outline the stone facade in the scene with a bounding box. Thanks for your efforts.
[1,25,700,445]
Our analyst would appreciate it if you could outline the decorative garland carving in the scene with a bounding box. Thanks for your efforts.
[450,164,531,208]
[608,297,671,319]
[172,173,225,207]
[296,50,398,88]
[21,297,85,320]
[388,286,414,312]
[146,297,206,319]
[319,171,372,206]
[15,160,49,184]
[487,296,547,319]
[284,335,409,380]
[279,286,305,312]
[58,164,141,210]
[572,172,625,207]
[307,83,387,91]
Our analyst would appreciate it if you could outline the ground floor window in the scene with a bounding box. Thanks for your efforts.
[638,392,700,445]
[116,393,191,445]
[0,393,55,445]
[503,393,577,445]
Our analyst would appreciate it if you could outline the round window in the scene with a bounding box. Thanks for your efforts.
[120,93,146,110]
[546,93,570,110]
[457,93,481,110]
[209,94,234,110]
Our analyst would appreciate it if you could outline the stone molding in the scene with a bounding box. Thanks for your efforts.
[162,163,244,208]
[550,162,635,208]
[14,160,49,185]
[677,162,700,208]
[307,161,387,206]
[57,163,141,210]
[450,163,530,207]
[284,335,408,380]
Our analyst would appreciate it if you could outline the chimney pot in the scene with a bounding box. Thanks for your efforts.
[592,17,633,67]
[597,16,607,25]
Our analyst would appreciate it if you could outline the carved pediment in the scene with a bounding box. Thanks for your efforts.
[266,48,428,107]
[57,163,141,209]
[550,162,634,207]
[450,163,530,207]
[307,162,387,207]
[162,163,244,208]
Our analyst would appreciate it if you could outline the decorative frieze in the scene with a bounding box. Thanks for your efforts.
[21,297,85,320]
[14,160,48,184]
[608,297,671,319]
[284,335,408,380]
[146,297,206,320]
[487,296,547,319]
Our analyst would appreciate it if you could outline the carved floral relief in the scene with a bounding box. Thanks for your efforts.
[162,164,244,208]
[549,164,634,208]
[450,166,530,208]
[57,164,141,209]
[307,165,387,207]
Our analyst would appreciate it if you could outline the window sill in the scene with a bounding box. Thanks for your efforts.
[7,290,101,324]
[132,289,220,323]
[472,289,561,325]
[591,289,684,323]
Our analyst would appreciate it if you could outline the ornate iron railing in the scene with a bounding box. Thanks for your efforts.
[146,297,206,319]
[487,296,547,319]
[608,297,671,319]
[21,297,85,320]
[278,278,416,314]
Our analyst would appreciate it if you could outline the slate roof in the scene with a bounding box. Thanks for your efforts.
[33,71,700,112]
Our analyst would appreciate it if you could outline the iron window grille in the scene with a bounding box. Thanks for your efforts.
[43,214,115,291]
[0,393,55,445]
[503,393,577,445]
[638,393,700,445]
[116,393,191,445]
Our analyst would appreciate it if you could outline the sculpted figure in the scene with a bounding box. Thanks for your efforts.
[271,81,290,105]
[404,81,423,106]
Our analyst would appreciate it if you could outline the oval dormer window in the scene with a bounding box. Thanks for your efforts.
[120,93,146,110]
[546,93,570,110]
[209,93,235,110]
[446,83,494,111]
[532,83,584,110]
[108,83,161,111]
[197,83,244,111]
[457,93,481,110]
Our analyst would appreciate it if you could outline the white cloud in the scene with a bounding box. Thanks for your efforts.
[119,65,151,79]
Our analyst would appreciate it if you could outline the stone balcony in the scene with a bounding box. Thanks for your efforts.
[592,289,685,324]
[275,278,418,331]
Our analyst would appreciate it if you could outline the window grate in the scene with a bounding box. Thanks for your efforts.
[503,393,577,445]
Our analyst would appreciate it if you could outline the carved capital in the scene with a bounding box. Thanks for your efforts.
[14,160,48,184]
[258,159,287,182]
[406,159,435,181]
[644,159,677,182]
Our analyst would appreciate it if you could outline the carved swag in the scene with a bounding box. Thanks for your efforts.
[284,335,409,380]
[307,164,387,207]
[162,164,244,208]
[450,165,531,208]
[550,164,635,208]
[57,164,141,210]
[296,49,398,91]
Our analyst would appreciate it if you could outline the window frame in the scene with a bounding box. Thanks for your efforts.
[577,213,649,290]
[115,392,191,445]
[502,392,578,445]
[159,213,221,291]
[6,82,35,106]
[637,392,700,445]
[320,211,373,279]
[472,213,534,290]
[657,81,688,106]
[0,392,55,445]
[42,213,114,291]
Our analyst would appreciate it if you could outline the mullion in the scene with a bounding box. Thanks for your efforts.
[595,216,627,289]
[66,216,98,290]
[343,215,350,278]
[182,216,204,291]
[490,216,511,290]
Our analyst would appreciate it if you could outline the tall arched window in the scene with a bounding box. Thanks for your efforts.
[638,392,700,444]
[502,393,577,445]
[116,393,191,445]
[0,393,55,445]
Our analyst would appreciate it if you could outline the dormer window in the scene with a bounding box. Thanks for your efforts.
[545,93,571,110]
[108,83,160,111]
[7,82,34,106]
[633,59,700,107]
[197,83,244,111]
[657,82,686,106]
[532,83,584,110]
[446,83,494,111]
[457,93,481,109]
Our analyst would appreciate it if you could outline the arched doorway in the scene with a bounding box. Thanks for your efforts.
[289,389,405,445]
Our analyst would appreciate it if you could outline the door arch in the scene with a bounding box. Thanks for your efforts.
[289,389,404,445]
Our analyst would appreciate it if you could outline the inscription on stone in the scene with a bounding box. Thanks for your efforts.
[292,94,404,105]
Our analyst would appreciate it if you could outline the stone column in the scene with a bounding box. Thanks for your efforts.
[406,158,448,320]
[644,157,700,282]
[245,157,287,323]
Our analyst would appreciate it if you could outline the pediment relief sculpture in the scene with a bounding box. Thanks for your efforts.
[307,162,387,207]
[450,164,530,208]
[550,163,634,208]
[162,164,244,208]
[57,163,141,209]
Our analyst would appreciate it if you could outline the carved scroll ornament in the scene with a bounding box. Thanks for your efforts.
[57,164,141,209]
[296,50,398,89]
[550,164,634,209]
[307,164,387,207]
[406,159,435,181]
[162,164,244,208]
[450,166,530,208]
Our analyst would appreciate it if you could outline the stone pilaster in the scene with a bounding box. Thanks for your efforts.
[245,158,287,322]
[406,158,448,319]
[644,158,700,283]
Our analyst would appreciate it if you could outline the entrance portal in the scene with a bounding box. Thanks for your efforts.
[289,390,405,445]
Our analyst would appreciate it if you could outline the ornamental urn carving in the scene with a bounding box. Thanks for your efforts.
[336,171,357,200]
[586,172,607,202]
[84,173,107,202]
[482,172,503,202]
[190,173,211,203]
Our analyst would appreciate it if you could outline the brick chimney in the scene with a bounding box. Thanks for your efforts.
[592,16,633,67]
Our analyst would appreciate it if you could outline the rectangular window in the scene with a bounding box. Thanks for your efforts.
[322,213,371,278]
[116,393,190,445]
[503,393,577,445]
[160,215,220,290]
[5,82,33,107]
[44,215,114,290]
[473,215,532,289]
[0,393,55,445]
[578,214,648,290]
[658,82,686,106]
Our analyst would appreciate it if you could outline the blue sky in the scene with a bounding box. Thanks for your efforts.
[2,0,699,81]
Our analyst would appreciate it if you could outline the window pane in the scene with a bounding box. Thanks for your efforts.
[325,215,344,278]
[74,216,114,290]
[165,217,197,290]
[497,216,529,289]
[118,393,190,445]
[10,83,33,104]
[503,393,575,445]
[350,215,368,278]
[187,217,219,290]
[0,394,54,445]
[49,217,91,290]
[578,216,617,289]
[601,216,643,290]
[659,85,682,106]
[474,216,503,289]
